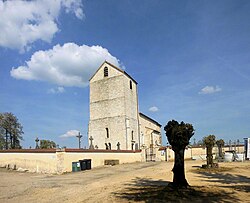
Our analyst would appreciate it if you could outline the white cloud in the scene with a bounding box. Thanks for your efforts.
[11,43,121,87]
[59,130,79,138]
[199,85,222,94]
[0,0,84,52]
[47,86,65,94]
[149,106,159,112]
[62,0,84,19]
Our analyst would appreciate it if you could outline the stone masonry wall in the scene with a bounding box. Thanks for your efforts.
[88,62,139,150]
[139,115,162,148]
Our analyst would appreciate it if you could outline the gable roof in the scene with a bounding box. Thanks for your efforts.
[89,61,138,84]
[139,112,162,127]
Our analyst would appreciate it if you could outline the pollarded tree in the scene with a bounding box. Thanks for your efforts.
[164,120,194,188]
[203,135,216,167]
[216,139,225,158]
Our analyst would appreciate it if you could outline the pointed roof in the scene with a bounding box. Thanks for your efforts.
[89,61,138,84]
[139,112,162,127]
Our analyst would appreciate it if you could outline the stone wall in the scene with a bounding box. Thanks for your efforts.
[159,147,192,161]
[0,149,58,173]
[139,113,162,148]
[88,62,139,150]
[62,149,142,172]
[0,145,245,174]
[161,145,245,161]
[0,149,142,174]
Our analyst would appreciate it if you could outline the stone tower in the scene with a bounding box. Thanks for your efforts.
[88,61,140,150]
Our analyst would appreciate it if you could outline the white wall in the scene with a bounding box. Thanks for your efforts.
[0,149,142,174]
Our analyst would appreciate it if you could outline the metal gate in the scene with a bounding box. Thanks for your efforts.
[145,145,156,162]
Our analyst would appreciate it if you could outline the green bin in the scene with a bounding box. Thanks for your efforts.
[72,161,81,172]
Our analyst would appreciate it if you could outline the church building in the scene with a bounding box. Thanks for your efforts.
[88,61,161,150]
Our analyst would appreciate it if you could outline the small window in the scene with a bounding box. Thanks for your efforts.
[130,80,132,89]
[106,128,109,138]
[104,67,108,77]
[131,130,134,140]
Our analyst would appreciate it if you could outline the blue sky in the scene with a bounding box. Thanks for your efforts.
[0,0,250,148]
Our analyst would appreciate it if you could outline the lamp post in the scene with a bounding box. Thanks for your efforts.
[76,132,82,149]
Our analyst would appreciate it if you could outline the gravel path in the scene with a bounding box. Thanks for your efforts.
[0,160,249,202]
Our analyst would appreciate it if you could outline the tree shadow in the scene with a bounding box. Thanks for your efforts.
[222,185,250,193]
[113,177,240,203]
[194,169,250,193]
[195,170,250,184]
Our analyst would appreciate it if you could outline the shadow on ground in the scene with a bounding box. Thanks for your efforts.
[193,168,250,193]
[113,177,240,203]
[194,169,250,184]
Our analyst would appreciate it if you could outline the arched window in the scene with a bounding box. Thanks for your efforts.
[129,80,132,89]
[106,128,109,138]
[108,142,111,150]
[131,130,134,140]
[104,67,108,77]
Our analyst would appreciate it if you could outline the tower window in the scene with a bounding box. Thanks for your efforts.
[106,128,109,138]
[131,130,134,140]
[104,67,108,77]
[130,80,132,89]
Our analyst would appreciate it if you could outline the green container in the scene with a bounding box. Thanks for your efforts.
[72,161,81,172]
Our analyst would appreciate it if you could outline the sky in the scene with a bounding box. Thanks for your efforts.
[0,0,250,148]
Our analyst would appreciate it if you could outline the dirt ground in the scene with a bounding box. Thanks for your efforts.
[0,160,249,203]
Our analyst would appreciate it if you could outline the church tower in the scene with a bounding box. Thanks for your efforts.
[88,61,140,150]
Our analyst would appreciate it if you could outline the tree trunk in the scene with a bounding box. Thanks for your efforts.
[5,129,8,150]
[13,133,16,149]
[206,146,213,166]
[218,145,222,158]
[172,148,189,188]
[10,133,13,149]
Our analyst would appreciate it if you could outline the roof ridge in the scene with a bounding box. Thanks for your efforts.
[139,112,162,127]
[89,61,137,84]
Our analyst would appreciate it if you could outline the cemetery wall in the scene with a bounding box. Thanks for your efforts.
[0,149,58,173]
[0,149,142,174]
[0,145,245,174]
